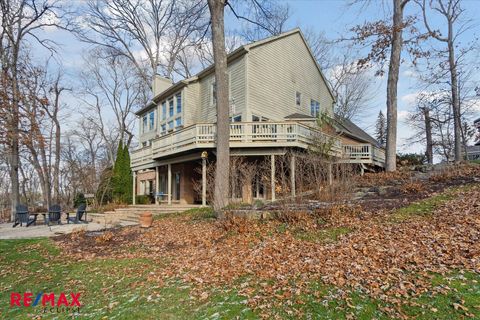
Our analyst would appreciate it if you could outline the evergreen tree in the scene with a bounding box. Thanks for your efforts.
[112,141,133,204]
[375,111,387,148]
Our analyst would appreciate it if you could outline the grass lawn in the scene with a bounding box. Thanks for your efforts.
[2,172,480,319]
[1,238,479,318]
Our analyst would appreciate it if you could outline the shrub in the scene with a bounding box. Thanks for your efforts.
[73,192,86,208]
[135,195,150,204]
[397,153,426,166]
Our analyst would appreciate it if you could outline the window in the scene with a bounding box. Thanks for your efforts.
[142,115,148,133]
[252,115,269,122]
[161,124,166,134]
[168,120,174,130]
[296,91,301,106]
[211,81,217,105]
[175,117,182,127]
[168,98,174,117]
[230,115,242,122]
[176,93,182,114]
[149,111,155,130]
[142,141,147,147]
[310,99,320,117]
[162,102,166,120]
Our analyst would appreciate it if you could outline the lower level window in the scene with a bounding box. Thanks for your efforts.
[161,124,166,134]
[168,120,174,130]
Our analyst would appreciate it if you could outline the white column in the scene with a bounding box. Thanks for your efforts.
[290,154,296,198]
[155,166,159,205]
[202,157,207,206]
[132,171,136,205]
[167,163,172,205]
[271,154,275,202]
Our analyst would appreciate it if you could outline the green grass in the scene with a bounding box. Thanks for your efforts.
[0,238,257,319]
[294,226,352,244]
[389,184,476,222]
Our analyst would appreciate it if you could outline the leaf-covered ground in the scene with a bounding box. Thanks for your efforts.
[2,164,480,319]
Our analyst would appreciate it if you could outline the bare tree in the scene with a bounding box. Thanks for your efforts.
[0,0,66,220]
[207,0,230,213]
[79,48,146,150]
[416,0,471,162]
[78,0,209,83]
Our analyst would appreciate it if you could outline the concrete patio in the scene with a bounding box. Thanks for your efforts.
[0,222,120,240]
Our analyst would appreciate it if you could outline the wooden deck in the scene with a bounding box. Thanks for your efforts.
[131,122,385,169]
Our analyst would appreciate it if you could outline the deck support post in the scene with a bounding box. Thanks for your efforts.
[327,162,333,185]
[132,171,136,205]
[271,154,276,202]
[167,164,172,205]
[202,156,207,206]
[155,166,159,205]
[290,154,296,198]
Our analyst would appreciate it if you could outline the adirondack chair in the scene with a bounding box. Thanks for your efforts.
[12,204,37,227]
[47,204,62,225]
[66,203,87,224]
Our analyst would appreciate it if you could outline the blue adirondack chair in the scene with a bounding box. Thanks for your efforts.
[66,203,87,224]
[12,204,37,227]
[47,204,62,226]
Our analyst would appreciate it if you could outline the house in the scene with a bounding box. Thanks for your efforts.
[465,118,480,160]
[130,28,385,205]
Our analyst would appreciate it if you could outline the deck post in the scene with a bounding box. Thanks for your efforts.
[167,163,172,205]
[132,171,136,205]
[271,154,276,202]
[327,162,333,185]
[155,166,159,205]
[290,154,296,198]
[201,152,207,206]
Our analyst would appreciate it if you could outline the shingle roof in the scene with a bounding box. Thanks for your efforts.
[334,115,381,147]
[284,113,315,119]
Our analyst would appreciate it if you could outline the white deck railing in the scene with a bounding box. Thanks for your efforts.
[342,144,386,164]
[131,122,385,168]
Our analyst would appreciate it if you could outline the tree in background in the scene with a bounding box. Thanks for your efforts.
[375,111,387,148]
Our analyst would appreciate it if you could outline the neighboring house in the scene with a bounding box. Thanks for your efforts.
[130,28,385,205]
[466,118,480,160]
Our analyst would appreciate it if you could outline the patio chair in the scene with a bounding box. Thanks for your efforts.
[66,203,87,224]
[12,204,37,227]
[47,204,62,226]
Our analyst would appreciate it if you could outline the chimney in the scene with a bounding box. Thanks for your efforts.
[152,74,173,97]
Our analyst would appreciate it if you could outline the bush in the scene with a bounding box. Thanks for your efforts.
[135,195,150,204]
[73,193,86,208]
[397,153,426,166]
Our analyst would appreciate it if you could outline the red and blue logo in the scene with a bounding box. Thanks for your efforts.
[10,292,81,312]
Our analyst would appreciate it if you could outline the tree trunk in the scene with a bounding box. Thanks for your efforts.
[9,53,20,222]
[208,0,230,213]
[385,0,407,172]
[447,20,462,162]
[423,108,433,164]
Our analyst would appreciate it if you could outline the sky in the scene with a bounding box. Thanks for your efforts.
[33,0,480,155]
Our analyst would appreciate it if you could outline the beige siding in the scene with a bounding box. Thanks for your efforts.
[247,32,334,121]
[196,56,247,123]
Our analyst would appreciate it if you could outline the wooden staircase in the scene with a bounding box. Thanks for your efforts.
[90,204,202,226]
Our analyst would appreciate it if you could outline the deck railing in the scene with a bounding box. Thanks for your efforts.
[131,122,383,167]
[342,144,386,164]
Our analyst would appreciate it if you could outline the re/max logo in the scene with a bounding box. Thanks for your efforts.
[10,292,81,307]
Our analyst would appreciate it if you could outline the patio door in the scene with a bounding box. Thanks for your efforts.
[172,172,181,201]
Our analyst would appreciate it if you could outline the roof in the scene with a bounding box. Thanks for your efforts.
[135,28,335,116]
[284,113,315,119]
[334,115,381,147]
